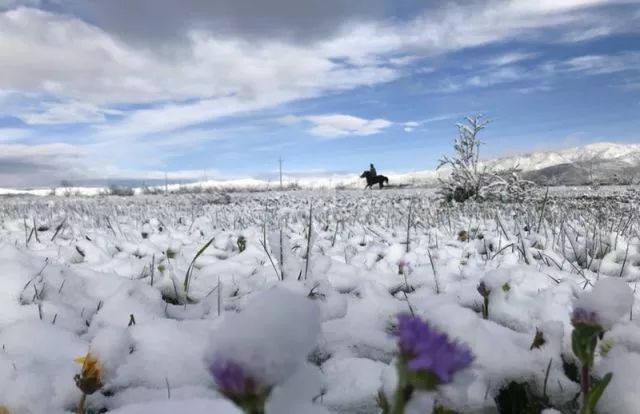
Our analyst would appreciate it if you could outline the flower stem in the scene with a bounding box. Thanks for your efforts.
[76,393,87,414]
[482,296,489,319]
[391,381,414,414]
[580,363,591,414]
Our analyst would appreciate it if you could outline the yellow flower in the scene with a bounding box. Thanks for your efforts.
[74,352,103,395]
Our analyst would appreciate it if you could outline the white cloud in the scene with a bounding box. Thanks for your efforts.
[0,142,87,187]
[562,52,640,75]
[467,66,528,87]
[91,167,225,182]
[436,50,640,93]
[277,115,301,125]
[0,0,635,138]
[485,52,538,67]
[517,85,552,94]
[19,101,121,125]
[284,114,393,138]
[307,115,393,138]
[0,0,637,185]
[402,114,463,129]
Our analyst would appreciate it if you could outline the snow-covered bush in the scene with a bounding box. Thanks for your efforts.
[105,185,135,197]
[438,115,536,202]
[570,278,634,414]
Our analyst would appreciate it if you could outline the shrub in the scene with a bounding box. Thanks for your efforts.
[106,185,135,196]
[438,115,535,202]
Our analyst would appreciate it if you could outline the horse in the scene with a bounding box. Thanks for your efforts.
[360,170,389,189]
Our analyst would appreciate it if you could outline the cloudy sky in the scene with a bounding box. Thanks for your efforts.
[0,0,639,187]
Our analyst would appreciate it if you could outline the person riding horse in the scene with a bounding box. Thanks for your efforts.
[360,164,389,189]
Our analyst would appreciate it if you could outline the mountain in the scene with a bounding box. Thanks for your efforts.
[484,142,640,185]
[184,142,640,189]
[486,142,640,171]
[2,142,638,196]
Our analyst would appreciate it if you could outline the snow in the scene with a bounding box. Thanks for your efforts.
[321,357,386,413]
[0,188,638,412]
[575,277,634,329]
[594,347,640,414]
[108,398,242,414]
[208,287,321,387]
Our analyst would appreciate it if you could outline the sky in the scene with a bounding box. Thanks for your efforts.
[0,0,639,187]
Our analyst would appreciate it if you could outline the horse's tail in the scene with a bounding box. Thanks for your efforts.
[384,176,389,184]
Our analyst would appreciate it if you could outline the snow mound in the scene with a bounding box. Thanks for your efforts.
[575,277,634,329]
[209,287,321,386]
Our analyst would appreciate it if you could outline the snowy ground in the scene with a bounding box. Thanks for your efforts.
[0,188,639,413]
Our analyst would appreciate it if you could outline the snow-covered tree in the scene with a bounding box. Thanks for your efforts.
[438,115,536,202]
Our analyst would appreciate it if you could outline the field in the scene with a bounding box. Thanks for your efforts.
[0,187,639,413]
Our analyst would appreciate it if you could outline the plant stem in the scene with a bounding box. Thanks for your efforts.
[580,363,590,413]
[76,393,87,414]
[482,296,489,319]
[391,382,413,414]
[304,203,313,280]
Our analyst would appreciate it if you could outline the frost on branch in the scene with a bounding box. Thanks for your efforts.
[437,115,536,202]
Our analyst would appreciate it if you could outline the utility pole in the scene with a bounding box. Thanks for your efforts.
[278,156,283,190]
[164,172,168,195]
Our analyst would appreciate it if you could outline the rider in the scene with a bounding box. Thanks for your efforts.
[369,163,377,177]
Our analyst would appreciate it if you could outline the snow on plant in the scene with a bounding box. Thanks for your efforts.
[0,188,639,413]
[571,277,634,414]
[477,281,491,320]
[397,258,409,275]
[237,235,247,253]
[207,288,321,413]
[438,115,536,202]
[210,359,269,414]
[72,327,132,413]
[379,314,474,414]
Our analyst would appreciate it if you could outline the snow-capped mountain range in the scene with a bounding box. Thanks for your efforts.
[493,142,640,185]
[362,142,640,187]
[1,142,639,195]
[486,142,640,173]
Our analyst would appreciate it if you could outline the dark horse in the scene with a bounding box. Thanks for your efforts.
[360,171,389,189]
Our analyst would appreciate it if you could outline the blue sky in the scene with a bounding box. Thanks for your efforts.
[0,0,639,186]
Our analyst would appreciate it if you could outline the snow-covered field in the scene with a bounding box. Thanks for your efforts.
[0,188,639,413]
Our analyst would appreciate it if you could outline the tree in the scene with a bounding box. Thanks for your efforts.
[437,115,535,202]
[437,115,489,202]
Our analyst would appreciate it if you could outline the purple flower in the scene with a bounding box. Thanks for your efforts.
[209,359,259,398]
[395,314,474,384]
[571,307,600,327]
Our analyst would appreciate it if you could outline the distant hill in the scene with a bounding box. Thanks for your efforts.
[485,143,640,185]
[2,142,639,195]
